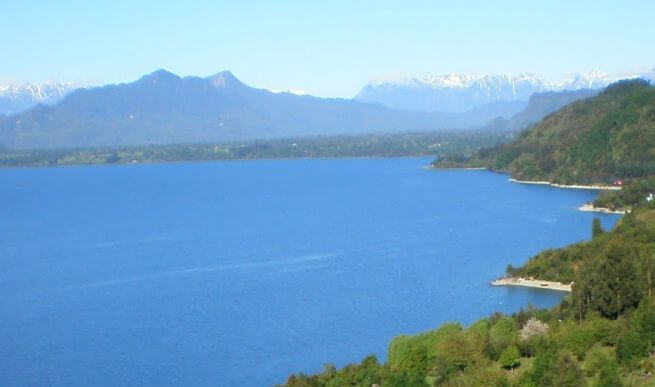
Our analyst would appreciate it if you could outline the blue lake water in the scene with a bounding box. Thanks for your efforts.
[0,157,619,386]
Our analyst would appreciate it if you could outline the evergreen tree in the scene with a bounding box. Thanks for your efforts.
[633,296,655,356]
[590,242,642,318]
[640,244,655,297]
[616,325,649,366]
[571,257,599,322]
[592,218,604,239]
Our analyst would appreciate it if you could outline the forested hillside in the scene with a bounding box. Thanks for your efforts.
[283,79,655,386]
[484,89,598,132]
[283,205,655,387]
[434,79,655,186]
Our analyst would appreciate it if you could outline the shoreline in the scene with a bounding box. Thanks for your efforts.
[430,168,623,191]
[1,154,435,170]
[425,165,486,170]
[578,203,627,214]
[491,178,623,294]
[491,277,572,292]
[508,178,622,191]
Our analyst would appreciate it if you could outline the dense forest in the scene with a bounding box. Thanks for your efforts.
[0,130,513,168]
[282,80,655,386]
[433,80,655,186]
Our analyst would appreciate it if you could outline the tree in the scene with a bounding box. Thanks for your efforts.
[520,317,549,340]
[465,319,491,358]
[616,326,649,366]
[435,331,478,373]
[387,323,460,373]
[528,342,559,386]
[433,328,488,384]
[593,358,622,387]
[489,316,518,359]
[499,344,520,372]
[592,218,605,239]
[640,244,655,297]
[551,351,584,387]
[633,296,655,352]
[589,242,642,318]
[572,258,598,323]
[450,365,509,386]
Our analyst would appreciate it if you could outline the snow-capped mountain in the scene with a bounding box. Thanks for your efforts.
[551,70,633,90]
[0,82,79,115]
[266,87,308,96]
[355,71,640,113]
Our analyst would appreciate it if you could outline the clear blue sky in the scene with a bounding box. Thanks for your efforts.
[2,0,654,97]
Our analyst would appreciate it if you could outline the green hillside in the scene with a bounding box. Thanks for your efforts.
[434,79,655,186]
[281,211,655,387]
[282,80,655,386]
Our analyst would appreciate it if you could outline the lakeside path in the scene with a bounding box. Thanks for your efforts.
[491,277,572,292]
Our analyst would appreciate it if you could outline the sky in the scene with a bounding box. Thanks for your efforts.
[1,0,654,97]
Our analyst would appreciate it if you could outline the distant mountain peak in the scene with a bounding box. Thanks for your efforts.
[551,70,638,90]
[139,69,180,83]
[0,80,79,115]
[356,70,647,113]
[205,71,243,88]
[0,68,461,150]
[368,72,545,89]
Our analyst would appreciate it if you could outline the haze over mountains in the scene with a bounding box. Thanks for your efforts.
[0,68,652,150]
[484,88,600,132]
[0,70,478,149]
[354,71,645,113]
[436,79,655,185]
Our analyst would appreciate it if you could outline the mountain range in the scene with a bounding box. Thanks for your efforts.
[1,70,485,149]
[1,69,650,150]
[0,82,77,115]
[354,71,652,113]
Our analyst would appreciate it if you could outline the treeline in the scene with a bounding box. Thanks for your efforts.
[0,131,514,168]
[283,207,655,386]
[282,307,633,386]
[432,79,655,186]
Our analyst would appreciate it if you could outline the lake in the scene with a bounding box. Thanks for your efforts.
[0,158,619,386]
